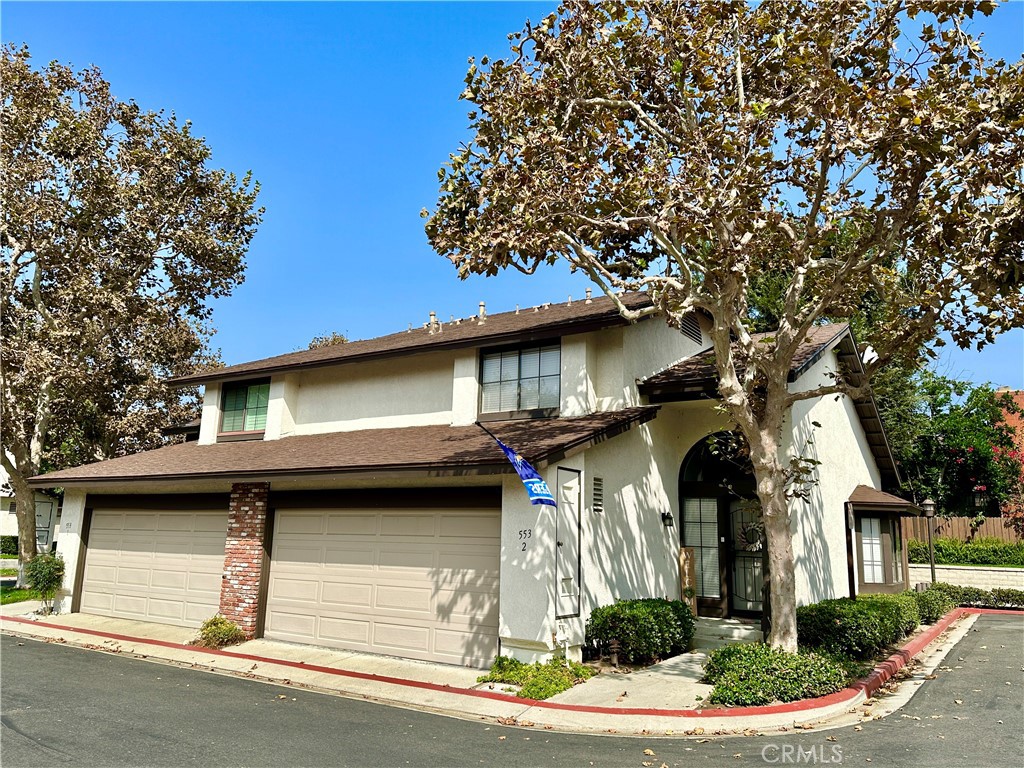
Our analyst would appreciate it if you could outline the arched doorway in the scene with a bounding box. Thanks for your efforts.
[678,433,762,618]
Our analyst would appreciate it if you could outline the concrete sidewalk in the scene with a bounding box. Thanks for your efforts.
[0,600,981,737]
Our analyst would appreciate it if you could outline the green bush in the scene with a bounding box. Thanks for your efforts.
[0,536,17,556]
[702,644,847,706]
[990,588,1024,608]
[192,615,247,648]
[585,598,695,664]
[928,582,1024,609]
[859,593,921,639]
[797,594,920,660]
[477,656,595,700]
[908,537,1024,567]
[23,553,64,614]
[909,589,955,623]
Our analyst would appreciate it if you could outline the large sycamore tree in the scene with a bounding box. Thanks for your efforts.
[427,0,1024,650]
[1,46,261,569]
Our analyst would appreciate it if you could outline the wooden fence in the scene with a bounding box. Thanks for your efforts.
[902,516,1022,544]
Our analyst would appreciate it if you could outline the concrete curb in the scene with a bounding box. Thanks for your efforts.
[2,607,1017,735]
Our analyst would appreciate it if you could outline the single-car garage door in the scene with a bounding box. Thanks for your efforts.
[266,507,499,667]
[80,509,228,627]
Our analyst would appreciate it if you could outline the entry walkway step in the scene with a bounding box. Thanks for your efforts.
[692,617,762,650]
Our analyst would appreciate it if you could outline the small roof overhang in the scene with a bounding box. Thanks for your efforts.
[848,484,921,516]
[28,406,660,490]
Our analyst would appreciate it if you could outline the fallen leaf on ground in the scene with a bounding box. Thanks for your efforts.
[643,749,656,756]
[853,726,863,732]
[826,736,838,742]
[954,699,963,705]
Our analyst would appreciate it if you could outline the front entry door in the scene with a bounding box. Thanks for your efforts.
[729,500,763,614]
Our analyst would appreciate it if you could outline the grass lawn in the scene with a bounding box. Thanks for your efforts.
[0,586,36,605]
[0,568,17,577]
[1,553,17,559]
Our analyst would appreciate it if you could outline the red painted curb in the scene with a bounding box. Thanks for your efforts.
[2,608,1018,719]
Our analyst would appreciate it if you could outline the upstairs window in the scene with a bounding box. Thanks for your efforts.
[220,380,270,434]
[480,343,560,414]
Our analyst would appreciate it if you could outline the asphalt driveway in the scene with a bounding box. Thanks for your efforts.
[1,614,1021,768]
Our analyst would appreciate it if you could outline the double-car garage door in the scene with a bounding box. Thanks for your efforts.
[79,500,500,666]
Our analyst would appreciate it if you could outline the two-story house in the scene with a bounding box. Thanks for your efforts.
[31,293,917,667]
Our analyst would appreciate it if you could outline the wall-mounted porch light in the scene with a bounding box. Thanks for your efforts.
[661,512,675,527]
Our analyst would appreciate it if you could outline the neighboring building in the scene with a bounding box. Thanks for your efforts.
[1,462,61,551]
[30,294,916,667]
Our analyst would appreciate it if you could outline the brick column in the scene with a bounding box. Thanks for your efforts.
[220,482,270,637]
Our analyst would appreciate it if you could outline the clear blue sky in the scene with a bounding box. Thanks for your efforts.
[3,1,1022,388]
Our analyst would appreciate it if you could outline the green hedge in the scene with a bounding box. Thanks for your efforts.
[796,594,920,660]
[0,536,17,556]
[585,598,695,664]
[477,656,596,700]
[927,582,1024,609]
[908,537,1024,567]
[702,644,847,706]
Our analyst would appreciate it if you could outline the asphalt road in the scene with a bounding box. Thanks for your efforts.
[1,614,1021,768]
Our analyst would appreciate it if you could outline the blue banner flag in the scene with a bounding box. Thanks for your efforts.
[482,429,556,507]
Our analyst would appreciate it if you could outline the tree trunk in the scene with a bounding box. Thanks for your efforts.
[8,470,40,588]
[759,480,798,652]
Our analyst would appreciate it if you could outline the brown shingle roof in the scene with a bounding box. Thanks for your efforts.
[639,324,849,394]
[28,407,659,488]
[170,293,654,387]
[849,484,920,514]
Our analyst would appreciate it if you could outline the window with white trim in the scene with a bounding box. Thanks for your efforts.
[480,344,560,414]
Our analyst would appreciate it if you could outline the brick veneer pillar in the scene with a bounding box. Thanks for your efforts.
[219,482,270,637]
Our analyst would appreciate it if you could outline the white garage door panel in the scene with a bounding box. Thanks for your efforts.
[81,509,228,629]
[266,507,499,666]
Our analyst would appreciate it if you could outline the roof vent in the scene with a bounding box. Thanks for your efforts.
[478,301,486,324]
[428,311,441,335]
[567,295,572,306]
[515,304,520,314]
[585,288,592,304]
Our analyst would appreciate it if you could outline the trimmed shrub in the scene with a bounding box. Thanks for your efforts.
[909,589,955,624]
[928,582,1024,609]
[702,643,847,706]
[990,588,1024,608]
[0,536,17,556]
[23,553,64,614]
[859,593,921,639]
[585,598,695,664]
[477,656,595,700]
[192,615,246,648]
[907,537,1024,567]
[797,599,888,659]
[797,594,919,659]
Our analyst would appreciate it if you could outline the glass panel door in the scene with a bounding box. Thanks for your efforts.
[730,500,763,613]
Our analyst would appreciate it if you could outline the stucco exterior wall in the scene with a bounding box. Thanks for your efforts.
[291,353,455,434]
[782,348,882,606]
[197,383,221,445]
[589,317,707,410]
